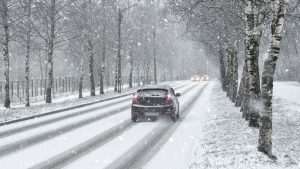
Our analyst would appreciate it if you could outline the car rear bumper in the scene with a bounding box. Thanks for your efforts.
[131,104,174,117]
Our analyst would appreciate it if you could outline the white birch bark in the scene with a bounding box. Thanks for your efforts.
[236,63,246,107]
[99,0,106,94]
[224,45,231,95]
[79,56,84,98]
[231,42,238,103]
[258,0,287,157]
[248,0,266,127]
[1,0,10,108]
[46,0,56,103]
[86,0,96,97]
[88,39,95,96]
[25,0,33,107]
[219,49,226,91]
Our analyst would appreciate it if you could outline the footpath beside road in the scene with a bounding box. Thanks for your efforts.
[189,82,300,169]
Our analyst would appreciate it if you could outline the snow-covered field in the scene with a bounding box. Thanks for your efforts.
[0,81,299,169]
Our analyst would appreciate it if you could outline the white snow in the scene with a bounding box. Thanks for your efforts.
[188,81,300,169]
[1,81,299,169]
[144,82,213,169]
[64,82,201,169]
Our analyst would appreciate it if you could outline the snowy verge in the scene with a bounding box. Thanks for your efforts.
[189,82,300,169]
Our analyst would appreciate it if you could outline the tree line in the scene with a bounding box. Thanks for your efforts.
[169,0,298,159]
[1,0,206,108]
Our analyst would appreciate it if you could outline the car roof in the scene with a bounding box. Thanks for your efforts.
[137,85,172,91]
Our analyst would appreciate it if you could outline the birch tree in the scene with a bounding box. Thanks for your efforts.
[86,0,96,96]
[99,0,107,94]
[15,0,34,107]
[242,0,267,127]
[258,0,288,158]
[33,0,76,103]
[0,0,10,108]
[45,0,56,103]
[24,0,33,107]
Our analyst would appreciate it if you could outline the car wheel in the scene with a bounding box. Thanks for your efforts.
[171,113,177,122]
[131,116,137,122]
[150,116,157,122]
[177,105,180,119]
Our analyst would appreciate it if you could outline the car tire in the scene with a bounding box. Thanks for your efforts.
[177,105,180,119]
[171,113,177,122]
[131,116,137,122]
[150,116,157,122]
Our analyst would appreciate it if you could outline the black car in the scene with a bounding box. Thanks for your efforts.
[131,85,181,122]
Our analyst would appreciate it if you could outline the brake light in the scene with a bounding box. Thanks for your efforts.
[165,93,173,104]
[132,92,140,104]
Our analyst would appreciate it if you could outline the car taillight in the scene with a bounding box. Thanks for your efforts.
[132,93,140,104]
[165,93,173,104]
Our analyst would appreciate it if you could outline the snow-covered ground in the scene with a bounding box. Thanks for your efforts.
[0,81,299,169]
[144,81,214,169]
[189,82,300,169]
[0,81,200,169]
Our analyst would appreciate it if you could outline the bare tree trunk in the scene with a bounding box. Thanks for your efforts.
[79,57,84,98]
[137,64,140,86]
[88,40,96,96]
[247,0,266,128]
[231,43,238,103]
[115,8,122,93]
[117,9,122,93]
[46,0,56,104]
[224,46,231,96]
[99,0,106,94]
[236,64,246,107]
[129,50,133,88]
[241,0,256,119]
[38,50,44,80]
[219,49,226,91]
[258,0,287,158]
[241,65,250,120]
[25,0,33,107]
[153,29,157,85]
[228,47,234,100]
[1,0,10,108]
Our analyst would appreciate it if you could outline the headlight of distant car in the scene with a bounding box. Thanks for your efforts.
[196,77,200,80]
[191,78,194,80]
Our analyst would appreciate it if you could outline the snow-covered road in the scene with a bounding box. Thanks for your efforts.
[0,81,211,169]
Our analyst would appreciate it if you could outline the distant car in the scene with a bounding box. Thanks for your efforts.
[190,75,201,82]
[131,85,181,122]
[202,75,210,81]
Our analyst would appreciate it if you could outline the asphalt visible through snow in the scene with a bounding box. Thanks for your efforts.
[0,81,210,169]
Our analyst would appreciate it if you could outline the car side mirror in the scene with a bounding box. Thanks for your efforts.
[175,93,181,97]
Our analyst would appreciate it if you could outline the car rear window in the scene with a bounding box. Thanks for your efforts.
[137,89,168,97]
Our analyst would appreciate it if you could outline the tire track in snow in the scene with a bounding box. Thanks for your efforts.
[0,83,192,159]
[0,83,187,139]
[105,83,209,169]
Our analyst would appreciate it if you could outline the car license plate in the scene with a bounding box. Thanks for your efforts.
[145,112,159,116]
